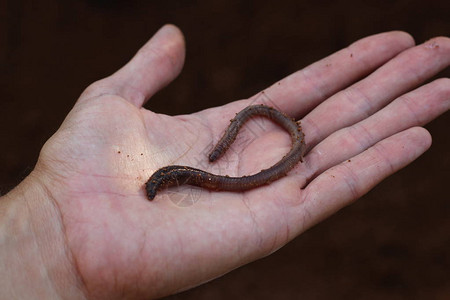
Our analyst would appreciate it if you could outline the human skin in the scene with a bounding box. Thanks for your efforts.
[0,25,449,299]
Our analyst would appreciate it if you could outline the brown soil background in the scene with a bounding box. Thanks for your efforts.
[1,1,449,299]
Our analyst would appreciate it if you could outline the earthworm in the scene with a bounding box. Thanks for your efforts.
[145,104,306,200]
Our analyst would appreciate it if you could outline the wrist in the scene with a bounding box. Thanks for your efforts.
[0,171,87,299]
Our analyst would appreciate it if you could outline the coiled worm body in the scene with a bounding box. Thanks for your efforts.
[145,104,306,200]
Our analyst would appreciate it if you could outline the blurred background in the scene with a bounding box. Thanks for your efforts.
[0,0,449,298]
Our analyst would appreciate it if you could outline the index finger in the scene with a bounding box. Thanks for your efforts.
[247,31,415,117]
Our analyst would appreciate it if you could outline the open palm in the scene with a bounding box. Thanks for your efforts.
[34,25,449,298]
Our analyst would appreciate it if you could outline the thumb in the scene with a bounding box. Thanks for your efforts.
[81,24,186,107]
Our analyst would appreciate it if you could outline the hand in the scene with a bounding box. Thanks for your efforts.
[1,25,448,299]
